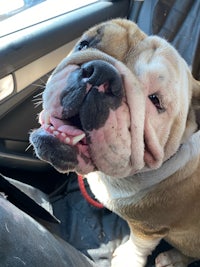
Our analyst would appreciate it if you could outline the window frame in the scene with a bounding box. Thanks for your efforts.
[0,0,130,79]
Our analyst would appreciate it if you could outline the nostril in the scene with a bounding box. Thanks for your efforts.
[81,65,94,79]
[80,60,123,97]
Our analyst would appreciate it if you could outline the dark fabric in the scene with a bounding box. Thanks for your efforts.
[0,194,96,267]
[50,174,129,267]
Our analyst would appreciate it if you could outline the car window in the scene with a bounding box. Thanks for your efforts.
[0,0,97,37]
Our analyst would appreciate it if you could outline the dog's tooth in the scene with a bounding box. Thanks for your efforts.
[65,137,71,144]
[53,130,59,136]
[43,124,49,130]
[50,126,55,131]
[72,133,86,145]
[61,132,66,137]
[45,112,50,124]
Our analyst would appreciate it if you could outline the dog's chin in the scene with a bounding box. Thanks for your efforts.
[30,125,136,178]
[29,128,96,175]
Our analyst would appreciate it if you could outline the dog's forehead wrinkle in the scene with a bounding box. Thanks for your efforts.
[86,21,136,61]
[65,49,117,68]
[136,51,170,73]
[133,36,182,76]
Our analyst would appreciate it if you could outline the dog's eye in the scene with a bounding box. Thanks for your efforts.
[149,94,165,113]
[78,40,89,51]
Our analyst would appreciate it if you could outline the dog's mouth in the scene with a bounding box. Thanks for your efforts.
[41,112,86,146]
[32,108,96,174]
[39,110,91,159]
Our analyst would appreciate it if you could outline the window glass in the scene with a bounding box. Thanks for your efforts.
[0,74,14,101]
[0,0,97,37]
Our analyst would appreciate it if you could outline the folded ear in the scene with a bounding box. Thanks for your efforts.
[191,78,200,130]
[182,78,200,142]
[192,78,200,109]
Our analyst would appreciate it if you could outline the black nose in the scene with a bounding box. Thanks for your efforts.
[60,59,124,131]
[81,60,123,96]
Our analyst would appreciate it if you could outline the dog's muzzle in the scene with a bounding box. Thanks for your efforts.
[60,59,124,131]
[29,57,131,175]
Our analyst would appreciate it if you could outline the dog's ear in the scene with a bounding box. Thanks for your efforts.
[191,78,200,129]
[182,78,200,141]
[192,78,200,109]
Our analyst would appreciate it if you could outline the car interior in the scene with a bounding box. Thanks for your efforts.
[0,0,200,266]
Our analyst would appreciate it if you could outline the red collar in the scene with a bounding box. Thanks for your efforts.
[78,175,104,209]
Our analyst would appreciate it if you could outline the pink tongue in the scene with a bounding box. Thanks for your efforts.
[50,116,84,136]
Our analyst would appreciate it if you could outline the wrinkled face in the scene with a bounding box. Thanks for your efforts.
[30,19,194,178]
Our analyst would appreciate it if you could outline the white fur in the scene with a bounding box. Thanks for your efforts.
[111,233,160,267]
[155,249,192,267]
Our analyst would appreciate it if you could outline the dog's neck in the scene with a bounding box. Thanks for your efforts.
[86,131,200,207]
[134,130,200,187]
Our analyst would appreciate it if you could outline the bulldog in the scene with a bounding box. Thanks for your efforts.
[30,19,200,267]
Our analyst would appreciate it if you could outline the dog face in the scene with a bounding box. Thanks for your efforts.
[30,19,200,178]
